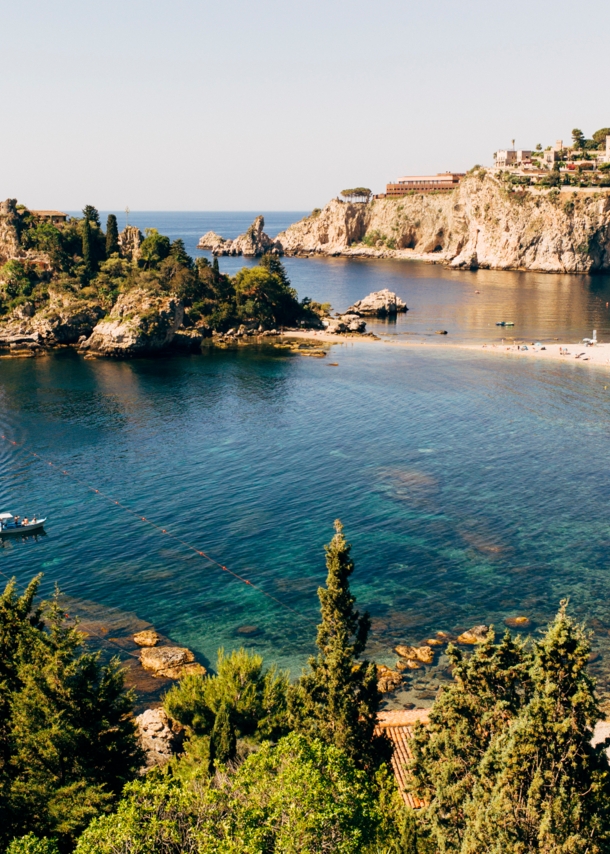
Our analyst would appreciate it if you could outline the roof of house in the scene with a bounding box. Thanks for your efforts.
[30,210,68,217]
[375,709,430,808]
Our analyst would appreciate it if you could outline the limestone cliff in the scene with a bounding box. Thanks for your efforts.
[82,289,185,356]
[198,215,280,256]
[275,173,610,273]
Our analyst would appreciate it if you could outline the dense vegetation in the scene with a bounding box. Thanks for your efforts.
[0,203,320,331]
[2,526,609,853]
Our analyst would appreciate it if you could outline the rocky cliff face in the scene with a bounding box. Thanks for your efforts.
[0,290,105,347]
[82,289,185,356]
[274,174,610,273]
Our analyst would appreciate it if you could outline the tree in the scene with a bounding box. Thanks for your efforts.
[81,218,93,280]
[572,128,585,149]
[208,703,236,772]
[6,835,60,854]
[81,206,100,226]
[139,228,171,269]
[75,734,396,854]
[169,238,193,269]
[592,127,610,148]
[341,188,372,202]
[409,629,531,851]
[164,647,289,743]
[462,603,610,854]
[212,256,220,283]
[259,252,290,290]
[289,520,382,768]
[234,265,300,328]
[0,576,142,851]
[105,214,119,257]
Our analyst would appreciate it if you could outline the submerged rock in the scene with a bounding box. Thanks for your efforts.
[347,289,408,316]
[377,664,404,693]
[139,646,206,680]
[133,630,160,647]
[82,288,184,357]
[322,313,367,334]
[135,707,184,771]
[457,625,490,644]
[395,644,435,664]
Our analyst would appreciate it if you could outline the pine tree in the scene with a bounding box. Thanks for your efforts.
[105,214,119,257]
[81,217,93,281]
[409,629,531,851]
[289,520,381,767]
[462,603,610,853]
[0,576,142,850]
[208,703,236,773]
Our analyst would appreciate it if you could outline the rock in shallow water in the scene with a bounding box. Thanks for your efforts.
[346,289,408,316]
[133,630,160,647]
[395,644,435,664]
[139,646,206,680]
[457,625,490,644]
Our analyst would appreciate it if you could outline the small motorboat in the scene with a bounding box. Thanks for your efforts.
[0,512,47,535]
[496,321,506,326]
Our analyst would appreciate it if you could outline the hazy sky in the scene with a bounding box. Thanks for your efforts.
[2,0,609,210]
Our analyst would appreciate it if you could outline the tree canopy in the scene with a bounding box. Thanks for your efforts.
[0,576,141,851]
[340,187,372,202]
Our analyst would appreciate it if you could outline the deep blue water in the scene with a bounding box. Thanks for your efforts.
[3,213,610,706]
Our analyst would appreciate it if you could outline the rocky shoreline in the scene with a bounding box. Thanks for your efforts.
[198,172,610,273]
[0,287,404,358]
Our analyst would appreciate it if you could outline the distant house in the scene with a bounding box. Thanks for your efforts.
[386,173,464,196]
[30,210,68,224]
[495,149,532,168]
[375,709,430,807]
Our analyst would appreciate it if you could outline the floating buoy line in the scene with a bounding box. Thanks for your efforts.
[0,433,317,630]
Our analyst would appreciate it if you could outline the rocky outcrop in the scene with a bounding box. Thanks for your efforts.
[457,625,490,644]
[395,644,435,664]
[139,646,206,680]
[197,216,281,257]
[269,175,610,273]
[347,289,407,316]
[136,708,184,771]
[0,200,22,262]
[119,226,143,262]
[377,665,403,693]
[322,313,367,334]
[134,630,160,647]
[81,288,185,357]
[0,290,105,347]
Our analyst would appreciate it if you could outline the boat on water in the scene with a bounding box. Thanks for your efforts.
[0,512,47,535]
[496,321,515,327]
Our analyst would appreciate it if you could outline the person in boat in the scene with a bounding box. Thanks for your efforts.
[14,516,20,525]
[23,518,29,526]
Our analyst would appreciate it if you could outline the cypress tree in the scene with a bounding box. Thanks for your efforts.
[212,256,220,284]
[208,702,237,773]
[289,520,381,767]
[105,214,119,257]
[82,205,100,226]
[81,217,93,281]
[462,603,610,853]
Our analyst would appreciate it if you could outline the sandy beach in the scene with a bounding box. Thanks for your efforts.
[280,329,610,370]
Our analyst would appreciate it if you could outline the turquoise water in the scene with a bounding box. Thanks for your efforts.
[3,213,610,705]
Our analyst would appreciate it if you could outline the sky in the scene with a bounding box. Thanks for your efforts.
[2,0,609,210]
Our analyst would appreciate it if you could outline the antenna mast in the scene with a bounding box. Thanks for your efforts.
[125,206,130,227]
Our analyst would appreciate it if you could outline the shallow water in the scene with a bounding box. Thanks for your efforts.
[3,213,610,705]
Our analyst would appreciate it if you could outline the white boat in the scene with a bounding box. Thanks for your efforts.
[0,512,47,535]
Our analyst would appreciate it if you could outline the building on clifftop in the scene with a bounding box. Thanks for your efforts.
[384,172,465,196]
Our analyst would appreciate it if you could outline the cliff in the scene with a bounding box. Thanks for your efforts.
[275,172,610,273]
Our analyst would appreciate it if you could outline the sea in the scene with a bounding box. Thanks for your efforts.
[2,211,610,708]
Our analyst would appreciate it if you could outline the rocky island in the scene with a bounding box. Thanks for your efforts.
[199,170,610,273]
[0,201,381,358]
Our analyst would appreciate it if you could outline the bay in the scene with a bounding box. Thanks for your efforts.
[3,212,610,706]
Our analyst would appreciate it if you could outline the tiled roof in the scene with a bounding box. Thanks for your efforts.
[375,709,430,809]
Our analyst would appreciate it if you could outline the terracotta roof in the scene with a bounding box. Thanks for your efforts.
[375,709,430,808]
[30,210,67,217]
